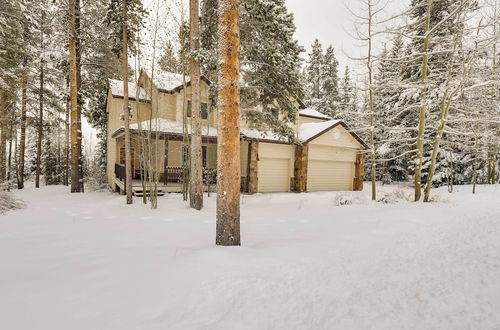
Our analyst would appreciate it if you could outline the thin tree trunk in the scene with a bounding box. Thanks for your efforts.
[7,120,13,190]
[69,0,82,192]
[367,0,376,201]
[17,59,28,189]
[414,0,433,201]
[122,0,133,204]
[76,0,84,192]
[35,50,44,189]
[216,0,241,246]
[190,0,203,210]
[64,79,70,186]
[0,93,6,183]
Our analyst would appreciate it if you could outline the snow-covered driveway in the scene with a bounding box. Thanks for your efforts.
[1,184,500,329]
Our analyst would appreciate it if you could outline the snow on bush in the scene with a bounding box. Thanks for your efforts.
[377,193,399,204]
[333,193,354,206]
[0,191,25,214]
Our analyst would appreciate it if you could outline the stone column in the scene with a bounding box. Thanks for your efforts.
[354,151,365,191]
[247,141,259,194]
[294,145,309,193]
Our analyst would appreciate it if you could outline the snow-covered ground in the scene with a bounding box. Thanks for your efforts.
[1,183,500,330]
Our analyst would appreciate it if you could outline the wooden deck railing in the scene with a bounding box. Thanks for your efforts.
[163,166,217,186]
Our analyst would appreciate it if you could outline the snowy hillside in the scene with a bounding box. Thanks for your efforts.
[1,184,500,329]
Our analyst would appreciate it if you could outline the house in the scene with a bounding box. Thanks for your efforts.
[105,69,367,195]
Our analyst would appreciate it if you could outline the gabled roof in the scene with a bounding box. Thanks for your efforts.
[109,79,150,102]
[140,68,211,94]
[298,120,369,149]
[112,119,289,144]
[299,108,331,120]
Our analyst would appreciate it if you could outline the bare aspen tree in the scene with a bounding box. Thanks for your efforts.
[413,0,433,201]
[69,0,82,193]
[17,59,28,189]
[367,0,377,201]
[35,10,45,189]
[190,0,203,210]
[348,0,390,201]
[216,0,241,246]
[122,0,133,204]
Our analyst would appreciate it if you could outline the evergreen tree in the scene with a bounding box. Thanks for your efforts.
[305,39,323,110]
[201,0,304,141]
[339,65,357,121]
[321,45,340,117]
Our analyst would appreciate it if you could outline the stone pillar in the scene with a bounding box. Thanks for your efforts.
[294,145,309,192]
[354,151,365,191]
[247,141,259,194]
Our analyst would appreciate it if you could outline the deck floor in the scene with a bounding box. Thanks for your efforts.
[114,177,213,194]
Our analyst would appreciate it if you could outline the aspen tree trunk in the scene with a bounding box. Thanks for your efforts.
[122,0,133,204]
[7,122,13,190]
[472,134,478,194]
[190,0,203,210]
[0,93,5,183]
[69,0,82,192]
[216,0,241,246]
[423,9,465,202]
[0,118,4,183]
[367,0,376,201]
[17,59,28,189]
[64,80,70,186]
[35,55,44,188]
[414,0,433,201]
[76,0,84,192]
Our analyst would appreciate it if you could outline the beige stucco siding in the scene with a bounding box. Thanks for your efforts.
[298,116,326,126]
[310,125,361,149]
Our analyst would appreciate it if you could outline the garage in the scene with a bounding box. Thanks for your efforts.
[257,143,294,192]
[258,158,291,192]
[307,159,354,191]
[306,134,359,192]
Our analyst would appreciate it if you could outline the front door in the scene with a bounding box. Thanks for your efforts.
[119,147,135,178]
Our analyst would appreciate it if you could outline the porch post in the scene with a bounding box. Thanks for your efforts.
[163,139,169,185]
[354,151,365,191]
[294,144,308,192]
[247,141,259,194]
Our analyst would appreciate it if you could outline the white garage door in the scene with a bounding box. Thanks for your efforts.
[258,158,290,192]
[307,160,354,191]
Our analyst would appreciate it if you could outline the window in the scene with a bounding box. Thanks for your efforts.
[201,103,208,120]
[186,101,192,118]
[265,106,279,120]
[202,146,207,167]
[182,145,189,165]
[186,101,208,119]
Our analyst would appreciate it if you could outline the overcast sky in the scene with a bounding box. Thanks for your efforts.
[285,0,357,72]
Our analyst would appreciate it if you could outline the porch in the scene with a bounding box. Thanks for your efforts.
[114,163,216,196]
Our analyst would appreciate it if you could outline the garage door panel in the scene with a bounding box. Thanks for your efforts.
[307,160,354,191]
[258,158,290,192]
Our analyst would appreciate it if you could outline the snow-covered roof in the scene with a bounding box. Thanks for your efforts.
[142,67,210,93]
[299,108,331,120]
[117,118,287,143]
[240,127,288,143]
[129,118,218,137]
[109,79,150,102]
[298,120,341,142]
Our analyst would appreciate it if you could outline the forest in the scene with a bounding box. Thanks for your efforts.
[1,0,500,328]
